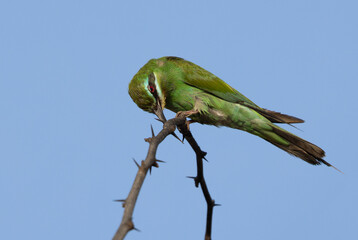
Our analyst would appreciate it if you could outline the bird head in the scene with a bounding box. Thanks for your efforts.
[128,58,167,122]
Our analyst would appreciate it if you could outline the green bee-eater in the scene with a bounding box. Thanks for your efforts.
[128,56,337,170]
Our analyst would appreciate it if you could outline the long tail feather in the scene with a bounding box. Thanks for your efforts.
[262,124,341,172]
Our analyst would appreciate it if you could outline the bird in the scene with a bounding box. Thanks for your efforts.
[128,56,339,171]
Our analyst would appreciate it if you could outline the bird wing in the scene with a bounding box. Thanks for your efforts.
[180,59,304,124]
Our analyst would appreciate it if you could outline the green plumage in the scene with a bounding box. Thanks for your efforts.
[129,56,336,169]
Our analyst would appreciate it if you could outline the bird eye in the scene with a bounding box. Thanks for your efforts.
[149,85,155,93]
[148,73,157,94]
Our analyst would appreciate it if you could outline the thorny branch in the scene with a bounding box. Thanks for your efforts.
[177,123,218,240]
[112,116,217,240]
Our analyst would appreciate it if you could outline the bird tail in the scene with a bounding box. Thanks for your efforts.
[260,124,341,172]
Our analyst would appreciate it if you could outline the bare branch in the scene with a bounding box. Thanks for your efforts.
[112,116,186,240]
[177,123,217,240]
[113,116,217,240]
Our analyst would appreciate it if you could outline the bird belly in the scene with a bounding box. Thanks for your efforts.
[190,98,271,136]
[165,90,269,134]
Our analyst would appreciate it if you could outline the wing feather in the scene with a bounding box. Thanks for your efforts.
[168,57,304,124]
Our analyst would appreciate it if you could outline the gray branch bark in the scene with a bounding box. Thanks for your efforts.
[112,116,217,240]
[112,116,186,240]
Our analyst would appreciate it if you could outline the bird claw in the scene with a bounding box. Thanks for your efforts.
[176,110,199,118]
[177,118,197,135]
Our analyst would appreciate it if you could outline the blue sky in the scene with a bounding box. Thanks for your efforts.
[1,0,357,239]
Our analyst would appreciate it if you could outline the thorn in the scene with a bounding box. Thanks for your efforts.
[212,199,221,207]
[133,227,141,232]
[150,125,155,137]
[149,159,162,175]
[182,134,185,143]
[144,137,152,143]
[186,176,199,187]
[113,199,126,208]
[155,118,165,123]
[171,132,183,143]
[152,161,159,168]
[132,158,140,168]
[201,151,208,161]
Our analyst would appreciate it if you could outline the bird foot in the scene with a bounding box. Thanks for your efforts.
[175,110,199,118]
[176,111,198,132]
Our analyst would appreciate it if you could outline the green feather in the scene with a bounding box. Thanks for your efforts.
[164,57,258,107]
[128,56,338,170]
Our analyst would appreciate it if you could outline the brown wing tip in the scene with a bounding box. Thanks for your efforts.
[292,118,305,123]
[257,108,305,124]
